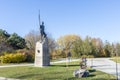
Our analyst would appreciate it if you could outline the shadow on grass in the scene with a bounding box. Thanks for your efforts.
[51,64,66,67]
[16,73,70,80]
[88,74,96,77]
[88,69,96,73]
[13,73,41,79]
[63,75,96,80]
[51,64,80,67]
[66,76,116,80]
[92,78,116,80]
[64,77,76,80]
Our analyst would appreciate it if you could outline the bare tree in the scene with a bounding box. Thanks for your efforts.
[24,30,57,54]
[24,30,40,50]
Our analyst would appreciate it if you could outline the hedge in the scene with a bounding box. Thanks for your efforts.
[0,53,26,63]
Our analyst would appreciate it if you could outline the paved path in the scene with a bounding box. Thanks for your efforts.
[0,64,33,68]
[0,77,20,80]
[86,58,120,80]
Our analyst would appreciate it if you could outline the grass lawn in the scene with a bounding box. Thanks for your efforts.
[110,57,120,63]
[0,61,116,80]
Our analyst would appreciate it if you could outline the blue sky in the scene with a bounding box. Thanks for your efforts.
[0,0,120,43]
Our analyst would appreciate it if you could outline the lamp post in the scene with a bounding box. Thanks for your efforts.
[115,51,119,80]
[91,57,93,68]
[89,50,93,68]
[66,50,72,80]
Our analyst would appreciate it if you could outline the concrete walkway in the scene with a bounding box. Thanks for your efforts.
[0,64,33,68]
[87,58,120,80]
[0,77,20,80]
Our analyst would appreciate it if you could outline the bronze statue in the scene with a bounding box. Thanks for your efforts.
[40,21,47,42]
[38,11,47,42]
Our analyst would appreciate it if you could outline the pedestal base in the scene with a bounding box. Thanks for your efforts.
[34,40,50,67]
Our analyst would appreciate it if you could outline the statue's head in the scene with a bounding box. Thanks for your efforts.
[42,22,44,25]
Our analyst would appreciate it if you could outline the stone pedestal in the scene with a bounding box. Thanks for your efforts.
[34,39,50,67]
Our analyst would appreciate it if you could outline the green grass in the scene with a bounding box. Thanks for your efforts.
[0,61,116,80]
[110,57,120,63]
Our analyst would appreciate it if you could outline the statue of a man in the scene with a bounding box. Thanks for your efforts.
[40,22,47,41]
